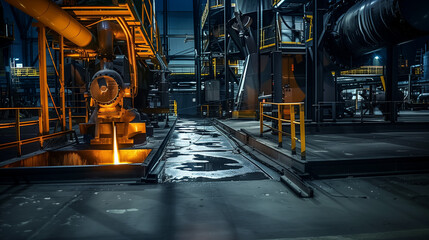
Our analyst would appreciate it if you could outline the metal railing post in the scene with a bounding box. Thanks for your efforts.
[300,103,306,160]
[278,104,282,147]
[85,106,89,123]
[38,109,44,148]
[290,105,296,154]
[260,102,263,137]
[68,108,72,130]
[16,109,21,156]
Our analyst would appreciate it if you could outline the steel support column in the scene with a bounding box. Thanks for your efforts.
[257,0,262,94]
[313,0,320,123]
[193,0,201,109]
[224,0,232,116]
[272,51,283,103]
[163,0,168,61]
[60,35,66,131]
[36,23,49,134]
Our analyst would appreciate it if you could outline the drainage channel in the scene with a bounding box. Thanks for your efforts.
[160,119,271,183]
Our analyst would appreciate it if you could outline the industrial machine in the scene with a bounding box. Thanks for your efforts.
[226,0,429,121]
[324,0,429,68]
[4,0,168,146]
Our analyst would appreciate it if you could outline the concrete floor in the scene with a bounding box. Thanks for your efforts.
[0,118,429,239]
[218,118,429,162]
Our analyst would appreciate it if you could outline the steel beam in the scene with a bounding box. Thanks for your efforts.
[224,0,232,115]
[60,35,66,131]
[193,0,201,108]
[163,0,168,61]
[36,23,49,134]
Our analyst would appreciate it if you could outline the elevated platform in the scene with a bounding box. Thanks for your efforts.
[214,117,429,178]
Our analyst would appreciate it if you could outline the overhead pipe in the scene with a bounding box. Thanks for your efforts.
[326,0,429,64]
[5,0,93,47]
[115,17,138,97]
[97,21,114,60]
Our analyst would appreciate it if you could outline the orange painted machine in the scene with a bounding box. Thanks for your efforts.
[6,0,167,146]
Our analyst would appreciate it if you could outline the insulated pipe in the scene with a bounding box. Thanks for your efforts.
[326,0,429,63]
[97,21,114,60]
[5,0,93,47]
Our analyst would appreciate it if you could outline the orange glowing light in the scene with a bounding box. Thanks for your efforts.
[113,123,120,165]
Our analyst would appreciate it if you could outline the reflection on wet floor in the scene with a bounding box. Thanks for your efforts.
[163,119,268,182]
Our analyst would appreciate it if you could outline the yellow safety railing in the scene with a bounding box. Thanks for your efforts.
[260,24,277,49]
[11,67,57,77]
[305,15,313,42]
[340,66,384,76]
[201,104,222,117]
[260,102,306,159]
[0,107,82,157]
[169,100,177,116]
[11,67,39,77]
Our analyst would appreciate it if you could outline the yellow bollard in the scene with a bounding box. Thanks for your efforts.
[290,105,296,155]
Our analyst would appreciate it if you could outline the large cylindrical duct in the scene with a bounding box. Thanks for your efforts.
[5,0,93,47]
[326,0,429,63]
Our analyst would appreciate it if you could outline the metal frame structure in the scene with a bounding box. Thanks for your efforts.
[0,0,166,156]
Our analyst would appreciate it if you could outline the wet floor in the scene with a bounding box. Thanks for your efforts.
[162,119,268,182]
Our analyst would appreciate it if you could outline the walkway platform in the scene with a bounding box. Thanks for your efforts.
[214,119,429,178]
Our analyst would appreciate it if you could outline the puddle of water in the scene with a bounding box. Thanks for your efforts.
[175,154,242,171]
[163,119,268,182]
[193,142,222,148]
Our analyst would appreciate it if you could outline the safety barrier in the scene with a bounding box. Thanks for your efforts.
[0,107,84,157]
[170,100,177,116]
[260,102,306,159]
[201,104,222,117]
[340,66,383,76]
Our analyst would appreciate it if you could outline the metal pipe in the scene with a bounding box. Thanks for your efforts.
[97,21,114,60]
[5,0,93,47]
[116,17,137,97]
[326,0,429,63]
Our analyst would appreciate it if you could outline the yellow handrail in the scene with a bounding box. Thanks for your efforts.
[169,100,177,116]
[340,66,384,76]
[260,102,306,159]
[201,104,222,118]
[0,106,85,156]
